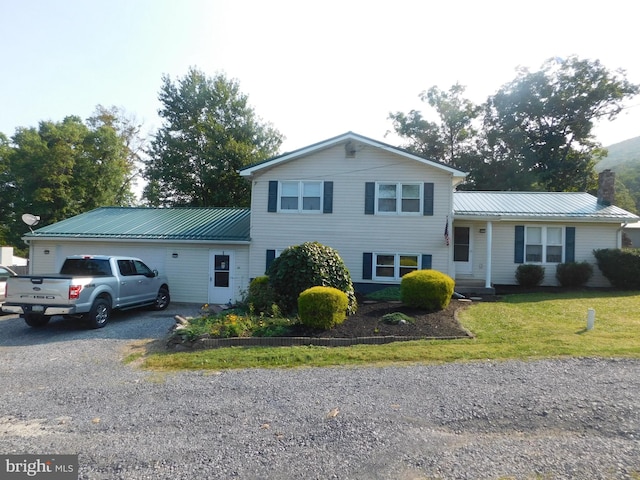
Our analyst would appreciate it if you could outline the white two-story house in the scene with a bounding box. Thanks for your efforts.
[240,132,638,295]
[240,132,466,295]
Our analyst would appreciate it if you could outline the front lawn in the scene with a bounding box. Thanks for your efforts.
[138,290,640,370]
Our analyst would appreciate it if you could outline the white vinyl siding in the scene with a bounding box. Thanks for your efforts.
[247,143,455,283]
[485,222,620,287]
[27,240,249,304]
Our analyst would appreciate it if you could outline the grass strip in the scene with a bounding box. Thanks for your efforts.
[140,290,640,370]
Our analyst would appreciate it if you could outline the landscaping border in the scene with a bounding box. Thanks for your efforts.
[195,333,471,349]
[166,307,474,351]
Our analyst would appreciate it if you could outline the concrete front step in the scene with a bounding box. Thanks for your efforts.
[454,283,495,296]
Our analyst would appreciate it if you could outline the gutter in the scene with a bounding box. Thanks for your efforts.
[453,214,639,223]
[21,236,252,246]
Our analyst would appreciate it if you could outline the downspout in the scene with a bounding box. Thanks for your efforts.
[485,221,493,288]
[618,222,628,248]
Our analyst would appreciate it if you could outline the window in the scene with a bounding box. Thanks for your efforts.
[133,260,153,276]
[265,248,288,272]
[213,254,230,288]
[546,227,563,263]
[525,226,564,263]
[0,266,13,280]
[117,260,135,276]
[376,182,422,214]
[279,181,323,212]
[374,253,420,280]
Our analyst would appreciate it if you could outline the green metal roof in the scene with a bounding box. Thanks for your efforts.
[453,192,639,222]
[26,207,251,242]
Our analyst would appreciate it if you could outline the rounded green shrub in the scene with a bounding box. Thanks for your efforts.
[400,270,454,311]
[515,264,545,287]
[247,276,277,314]
[555,262,593,287]
[268,241,357,315]
[298,286,348,330]
[594,248,640,289]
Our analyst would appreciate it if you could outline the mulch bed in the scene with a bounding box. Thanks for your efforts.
[287,299,472,338]
[169,299,474,350]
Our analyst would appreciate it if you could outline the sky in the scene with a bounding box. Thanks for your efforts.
[2,0,640,156]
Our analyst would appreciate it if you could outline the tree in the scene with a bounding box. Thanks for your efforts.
[390,57,639,192]
[0,133,16,246]
[143,68,283,207]
[612,168,640,214]
[389,83,481,170]
[483,56,639,191]
[4,108,138,249]
[86,105,145,204]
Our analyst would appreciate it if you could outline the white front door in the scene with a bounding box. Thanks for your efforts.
[208,251,234,305]
[453,226,473,274]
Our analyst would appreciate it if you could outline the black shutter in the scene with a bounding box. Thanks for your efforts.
[266,249,276,273]
[323,181,333,213]
[423,183,434,216]
[362,252,373,279]
[421,254,432,269]
[514,226,525,263]
[364,182,375,215]
[565,227,576,263]
[267,181,278,212]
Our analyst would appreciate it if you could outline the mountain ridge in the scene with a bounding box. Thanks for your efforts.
[598,136,640,172]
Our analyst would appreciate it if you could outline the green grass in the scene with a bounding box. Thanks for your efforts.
[141,290,640,371]
[364,286,401,301]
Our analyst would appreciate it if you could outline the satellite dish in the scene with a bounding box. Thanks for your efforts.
[22,214,40,227]
[22,214,41,233]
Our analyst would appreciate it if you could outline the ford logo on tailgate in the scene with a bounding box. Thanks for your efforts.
[32,287,41,291]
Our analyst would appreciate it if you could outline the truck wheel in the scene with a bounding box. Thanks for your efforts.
[86,298,111,329]
[153,287,170,310]
[24,314,50,328]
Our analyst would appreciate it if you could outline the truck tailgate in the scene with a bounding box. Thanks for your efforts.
[6,276,74,306]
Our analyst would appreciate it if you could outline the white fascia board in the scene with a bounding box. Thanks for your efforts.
[240,132,467,178]
[453,214,637,223]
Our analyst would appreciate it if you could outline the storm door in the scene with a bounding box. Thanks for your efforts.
[208,251,234,304]
[453,226,472,274]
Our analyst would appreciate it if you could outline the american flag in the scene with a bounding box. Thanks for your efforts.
[444,218,450,246]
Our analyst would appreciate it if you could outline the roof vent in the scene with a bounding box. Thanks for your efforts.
[345,140,356,158]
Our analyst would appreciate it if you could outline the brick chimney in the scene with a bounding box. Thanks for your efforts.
[597,169,615,206]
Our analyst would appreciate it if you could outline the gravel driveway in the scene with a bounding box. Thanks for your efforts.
[0,306,639,479]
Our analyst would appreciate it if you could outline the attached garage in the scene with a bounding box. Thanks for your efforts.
[23,207,251,305]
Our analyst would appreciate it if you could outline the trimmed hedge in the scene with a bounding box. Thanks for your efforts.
[298,286,348,330]
[555,262,593,288]
[515,264,545,288]
[400,270,454,311]
[593,248,640,289]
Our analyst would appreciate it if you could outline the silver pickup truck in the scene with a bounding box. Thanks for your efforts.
[3,255,170,328]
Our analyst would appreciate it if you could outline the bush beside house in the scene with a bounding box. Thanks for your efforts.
[400,270,454,311]
[298,286,348,330]
[594,248,640,289]
[555,262,593,288]
[515,264,545,288]
[267,241,357,315]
